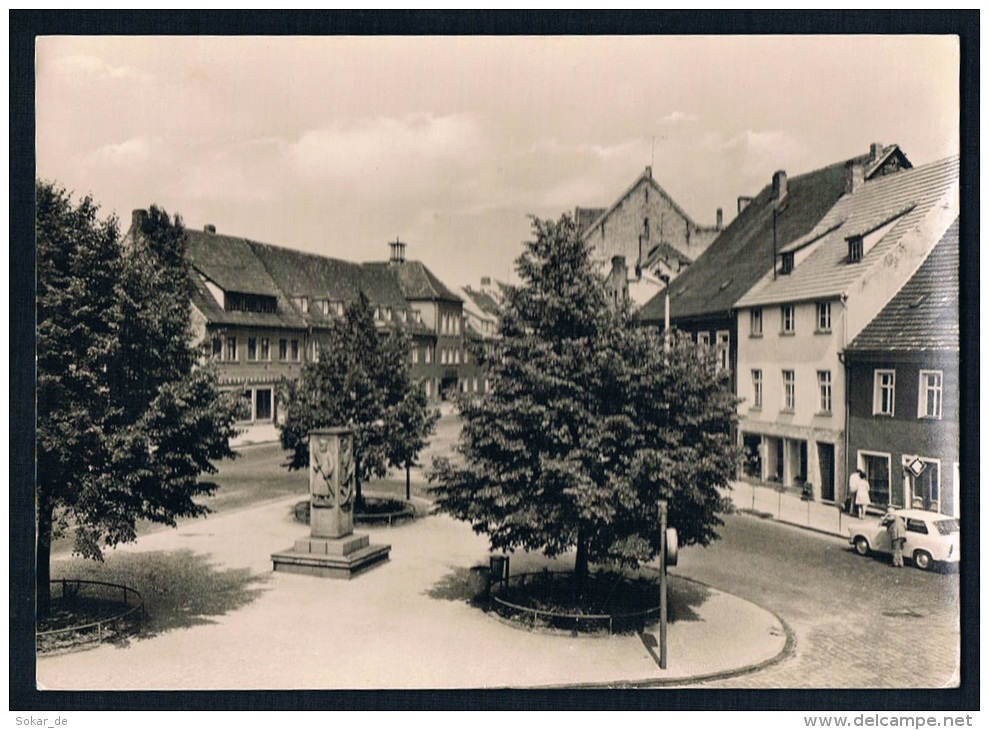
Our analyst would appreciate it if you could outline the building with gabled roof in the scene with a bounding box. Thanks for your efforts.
[126,212,480,438]
[638,143,914,392]
[733,154,958,505]
[577,166,723,307]
[844,218,960,516]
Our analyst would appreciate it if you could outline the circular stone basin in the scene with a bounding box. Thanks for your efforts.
[490,570,666,635]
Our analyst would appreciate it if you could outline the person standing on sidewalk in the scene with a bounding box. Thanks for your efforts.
[846,470,860,514]
[882,505,907,567]
[855,472,872,519]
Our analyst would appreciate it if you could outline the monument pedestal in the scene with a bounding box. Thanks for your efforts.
[271,427,390,579]
[271,533,390,579]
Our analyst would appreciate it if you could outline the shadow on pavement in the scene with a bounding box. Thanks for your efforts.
[425,564,489,607]
[51,549,271,644]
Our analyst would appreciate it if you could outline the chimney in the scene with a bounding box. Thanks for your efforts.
[645,166,652,179]
[737,196,753,214]
[204,224,216,234]
[480,276,491,287]
[845,160,865,194]
[716,208,724,230]
[772,170,788,207]
[870,142,884,162]
[388,238,406,265]
[611,255,628,277]
[131,209,148,234]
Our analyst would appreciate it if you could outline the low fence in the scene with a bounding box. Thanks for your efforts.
[36,579,145,653]
[490,571,661,635]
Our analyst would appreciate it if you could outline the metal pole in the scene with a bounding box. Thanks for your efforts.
[659,499,668,670]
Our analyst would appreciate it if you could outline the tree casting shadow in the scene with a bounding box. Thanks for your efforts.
[49,549,271,645]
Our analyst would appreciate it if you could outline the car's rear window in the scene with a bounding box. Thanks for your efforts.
[934,518,960,535]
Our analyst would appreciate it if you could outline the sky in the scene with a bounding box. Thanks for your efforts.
[35,35,960,290]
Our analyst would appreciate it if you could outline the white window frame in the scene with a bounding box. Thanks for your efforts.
[782,369,795,412]
[873,369,896,416]
[425,347,432,364]
[247,337,257,361]
[716,330,730,371]
[260,337,270,361]
[918,370,943,419]
[291,339,300,362]
[225,336,238,362]
[750,308,763,337]
[781,304,795,335]
[816,301,832,333]
[817,370,832,414]
[752,369,763,409]
[412,348,419,364]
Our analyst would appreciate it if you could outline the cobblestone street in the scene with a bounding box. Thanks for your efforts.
[675,512,961,688]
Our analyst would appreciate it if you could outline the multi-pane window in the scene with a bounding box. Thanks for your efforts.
[919,370,943,419]
[750,308,763,336]
[247,337,257,361]
[818,370,832,413]
[425,347,432,364]
[848,237,864,263]
[279,339,288,361]
[781,304,795,334]
[454,349,461,364]
[874,370,895,416]
[255,388,272,421]
[212,337,222,359]
[412,348,419,364]
[816,301,832,332]
[260,337,270,361]
[782,370,795,411]
[225,336,238,362]
[716,331,730,371]
[752,369,763,409]
[291,339,300,361]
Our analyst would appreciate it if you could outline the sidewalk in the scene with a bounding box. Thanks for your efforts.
[37,496,791,690]
[726,480,873,539]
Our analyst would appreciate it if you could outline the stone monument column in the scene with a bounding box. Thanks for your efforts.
[271,427,390,579]
[309,428,355,539]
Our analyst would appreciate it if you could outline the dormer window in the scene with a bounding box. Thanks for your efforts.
[780,252,794,275]
[294,296,309,313]
[848,236,863,263]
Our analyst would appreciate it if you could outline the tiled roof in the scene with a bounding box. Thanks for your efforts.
[638,157,853,324]
[461,286,501,317]
[387,260,463,303]
[186,230,307,329]
[735,155,959,308]
[637,145,914,325]
[187,231,281,296]
[846,217,959,355]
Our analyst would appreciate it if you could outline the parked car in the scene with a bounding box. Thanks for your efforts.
[848,508,960,570]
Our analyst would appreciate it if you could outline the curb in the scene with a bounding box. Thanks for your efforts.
[533,575,797,689]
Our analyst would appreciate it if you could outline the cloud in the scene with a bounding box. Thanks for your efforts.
[47,54,150,82]
[659,110,698,124]
[83,136,162,169]
[290,113,488,185]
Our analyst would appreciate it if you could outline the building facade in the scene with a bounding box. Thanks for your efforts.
[844,219,960,516]
[126,213,479,437]
[577,166,723,307]
[639,144,914,399]
[734,155,959,504]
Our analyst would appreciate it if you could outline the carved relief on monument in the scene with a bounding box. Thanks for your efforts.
[311,435,338,507]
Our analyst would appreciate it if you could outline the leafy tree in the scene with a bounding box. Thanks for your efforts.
[430,214,739,579]
[386,385,440,501]
[36,185,239,616]
[280,293,417,505]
